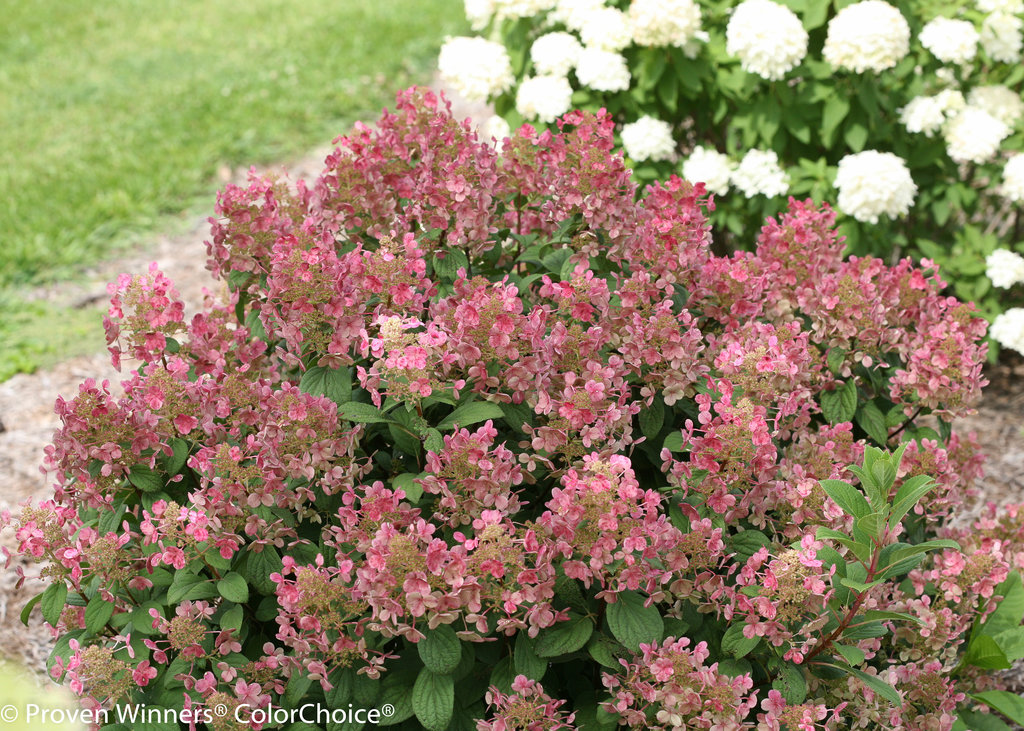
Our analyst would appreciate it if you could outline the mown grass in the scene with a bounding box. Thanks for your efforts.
[0,0,465,378]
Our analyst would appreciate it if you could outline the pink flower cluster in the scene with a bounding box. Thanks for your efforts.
[3,88,1013,730]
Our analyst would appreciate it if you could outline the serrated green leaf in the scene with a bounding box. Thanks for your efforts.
[424,428,444,454]
[534,614,593,658]
[662,431,685,453]
[834,644,866,666]
[773,663,807,704]
[339,401,393,424]
[299,365,352,406]
[606,591,664,652]
[40,582,68,626]
[853,511,885,542]
[816,527,871,562]
[488,656,515,695]
[964,634,1011,670]
[974,690,1024,724]
[721,622,760,659]
[393,472,424,504]
[161,438,189,474]
[819,479,871,519]
[128,464,164,493]
[436,401,504,431]
[887,475,938,530]
[821,380,857,424]
[728,530,771,564]
[826,347,846,375]
[412,669,455,731]
[827,662,901,704]
[953,708,1013,731]
[220,604,244,632]
[586,635,624,669]
[822,96,850,146]
[245,547,283,595]
[514,632,548,680]
[863,609,924,626]
[856,401,889,446]
[85,596,115,634]
[877,540,959,580]
[20,592,42,627]
[433,249,468,281]
[419,625,462,675]
[842,620,889,640]
[217,572,249,604]
[840,577,885,593]
[638,399,665,440]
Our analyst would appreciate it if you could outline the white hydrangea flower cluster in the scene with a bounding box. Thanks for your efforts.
[550,0,604,31]
[682,146,735,196]
[731,150,789,198]
[480,115,512,147]
[464,0,496,30]
[575,48,631,92]
[531,32,582,76]
[823,1,911,72]
[725,0,808,81]
[629,0,703,48]
[438,37,514,101]
[968,85,1024,126]
[494,0,557,19]
[978,0,1024,11]
[899,90,964,136]
[580,6,632,51]
[944,107,1011,164]
[1003,155,1024,202]
[981,12,1024,63]
[620,116,676,162]
[516,76,574,123]
[919,17,980,64]
[991,308,1024,355]
[986,249,1024,288]
[834,151,917,223]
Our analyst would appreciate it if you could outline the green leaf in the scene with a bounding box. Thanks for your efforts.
[433,249,468,280]
[853,511,886,542]
[964,634,1011,670]
[424,428,444,454]
[19,592,42,627]
[128,464,164,493]
[834,644,866,666]
[220,604,244,633]
[856,401,889,446]
[815,527,870,562]
[863,609,924,626]
[974,690,1024,725]
[85,596,115,634]
[822,96,850,146]
[821,379,857,424]
[514,632,548,680]
[772,663,807,705]
[979,572,1024,637]
[217,572,250,604]
[877,540,960,580]
[339,401,393,424]
[638,399,665,440]
[887,475,938,530]
[40,582,68,626]
[827,662,901,705]
[606,591,664,652]
[418,625,462,675]
[662,431,685,453]
[721,622,760,659]
[842,620,889,640]
[586,635,624,669]
[840,577,885,593]
[245,547,283,595]
[819,479,871,519]
[826,347,846,375]
[161,438,189,474]
[953,708,1013,731]
[728,530,771,564]
[299,365,352,406]
[534,614,594,657]
[412,668,454,731]
[393,472,423,504]
[436,401,504,431]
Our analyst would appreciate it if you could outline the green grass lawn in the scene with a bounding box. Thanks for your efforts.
[0,0,465,379]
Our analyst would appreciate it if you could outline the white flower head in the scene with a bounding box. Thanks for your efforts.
[986,249,1024,288]
[465,0,496,30]
[731,149,789,198]
[579,6,632,51]
[682,146,735,196]
[899,90,965,136]
[919,17,980,64]
[438,37,514,101]
[1002,155,1024,202]
[620,116,676,162]
[834,151,917,223]
[823,1,911,72]
[494,0,557,20]
[981,12,1024,63]
[480,114,512,148]
[575,48,631,91]
[991,308,1024,355]
[515,75,574,124]
[944,107,1010,164]
[551,0,605,31]
[531,32,583,76]
[629,0,703,47]
[726,0,808,81]
[978,0,1024,12]
[968,85,1024,126]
